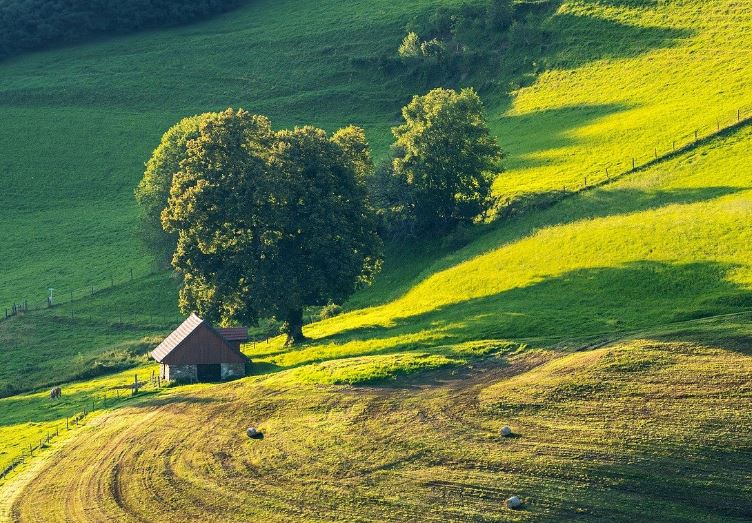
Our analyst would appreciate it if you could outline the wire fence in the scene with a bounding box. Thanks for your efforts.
[0,370,163,482]
[494,104,752,217]
[2,266,160,322]
[565,104,752,193]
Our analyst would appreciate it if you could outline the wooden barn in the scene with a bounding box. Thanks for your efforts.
[151,313,249,382]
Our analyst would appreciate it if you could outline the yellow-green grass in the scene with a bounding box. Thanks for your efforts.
[492,0,752,200]
[0,364,161,478]
[2,1,752,517]
[6,333,751,521]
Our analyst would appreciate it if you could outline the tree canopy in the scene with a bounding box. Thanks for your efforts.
[135,114,213,268]
[159,109,382,344]
[390,87,501,233]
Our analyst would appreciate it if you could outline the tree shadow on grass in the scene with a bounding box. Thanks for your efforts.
[541,11,691,70]
[351,185,743,311]
[493,103,633,172]
[303,261,752,371]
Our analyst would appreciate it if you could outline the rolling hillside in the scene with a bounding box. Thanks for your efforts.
[2,0,752,521]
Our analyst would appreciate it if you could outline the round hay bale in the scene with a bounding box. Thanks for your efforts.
[506,496,522,509]
[499,425,513,437]
[246,427,258,438]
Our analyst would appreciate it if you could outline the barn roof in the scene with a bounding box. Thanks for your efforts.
[217,327,248,342]
[151,313,247,365]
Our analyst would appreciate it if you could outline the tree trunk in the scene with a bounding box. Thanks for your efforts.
[284,308,307,346]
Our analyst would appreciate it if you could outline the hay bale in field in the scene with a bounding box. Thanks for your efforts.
[246,427,264,439]
[499,425,512,437]
[506,496,522,509]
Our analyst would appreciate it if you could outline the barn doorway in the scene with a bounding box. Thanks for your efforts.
[196,364,221,381]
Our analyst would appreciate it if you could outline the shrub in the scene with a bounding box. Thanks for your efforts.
[390,87,502,234]
[320,302,343,320]
[420,38,448,59]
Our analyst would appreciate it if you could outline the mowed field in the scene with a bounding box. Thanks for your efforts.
[2,0,752,520]
[6,333,752,522]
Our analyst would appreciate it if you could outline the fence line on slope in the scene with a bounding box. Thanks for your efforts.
[0,370,163,482]
[2,266,164,322]
[496,104,752,217]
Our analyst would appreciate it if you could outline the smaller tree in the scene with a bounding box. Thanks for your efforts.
[390,87,502,233]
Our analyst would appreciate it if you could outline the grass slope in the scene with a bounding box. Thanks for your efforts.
[2,0,752,519]
[6,331,752,521]
[244,123,752,383]
[3,97,752,522]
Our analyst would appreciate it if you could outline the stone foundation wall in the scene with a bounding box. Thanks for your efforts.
[165,364,197,382]
[221,363,245,380]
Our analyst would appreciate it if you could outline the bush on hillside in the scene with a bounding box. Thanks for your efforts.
[390,0,550,87]
[0,0,244,60]
[398,32,421,58]
[320,302,343,320]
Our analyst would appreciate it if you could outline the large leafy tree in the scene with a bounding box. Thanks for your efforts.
[135,113,213,267]
[391,87,501,232]
[161,109,382,344]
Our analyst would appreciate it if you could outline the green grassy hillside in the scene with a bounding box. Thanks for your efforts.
[3,0,752,394]
[2,0,752,520]
[3,89,752,522]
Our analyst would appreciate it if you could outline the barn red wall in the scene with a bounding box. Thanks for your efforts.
[161,324,246,365]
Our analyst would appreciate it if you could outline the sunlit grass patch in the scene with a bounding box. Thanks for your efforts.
[289,353,461,385]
